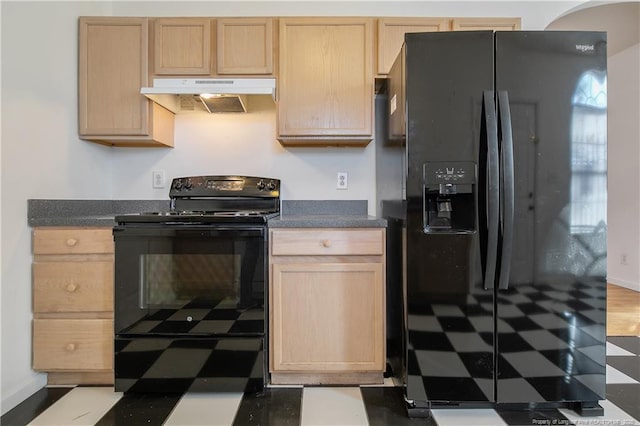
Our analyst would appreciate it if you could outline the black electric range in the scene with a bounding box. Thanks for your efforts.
[113,176,279,394]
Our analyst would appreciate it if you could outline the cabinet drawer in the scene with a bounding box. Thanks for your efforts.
[33,228,113,255]
[33,261,113,313]
[271,229,384,256]
[33,319,113,371]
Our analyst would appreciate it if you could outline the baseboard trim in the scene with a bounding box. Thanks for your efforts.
[271,371,383,385]
[608,278,640,292]
[1,374,47,415]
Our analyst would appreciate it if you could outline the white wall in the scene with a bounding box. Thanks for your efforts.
[0,0,592,414]
[546,1,640,291]
[608,44,640,290]
[110,98,378,211]
[0,1,115,413]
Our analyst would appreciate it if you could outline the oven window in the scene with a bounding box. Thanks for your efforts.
[143,254,241,307]
[114,227,266,336]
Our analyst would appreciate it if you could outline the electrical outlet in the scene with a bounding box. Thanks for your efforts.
[621,253,628,265]
[152,170,166,189]
[337,172,348,190]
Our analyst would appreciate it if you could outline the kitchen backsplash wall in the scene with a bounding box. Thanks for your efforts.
[110,97,378,214]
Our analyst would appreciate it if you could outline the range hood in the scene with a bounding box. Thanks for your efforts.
[140,78,276,113]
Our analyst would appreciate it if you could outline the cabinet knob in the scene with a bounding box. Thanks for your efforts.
[65,343,76,352]
[321,240,331,248]
[65,283,78,293]
[66,238,78,247]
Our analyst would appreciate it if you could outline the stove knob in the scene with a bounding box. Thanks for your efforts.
[173,179,183,190]
[184,179,193,190]
[256,180,266,191]
[267,180,276,191]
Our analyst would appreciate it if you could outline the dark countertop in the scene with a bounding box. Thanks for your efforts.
[28,200,170,227]
[27,199,387,228]
[270,200,387,228]
[269,215,386,228]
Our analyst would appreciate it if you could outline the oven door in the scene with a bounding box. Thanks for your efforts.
[113,225,267,393]
[113,225,266,337]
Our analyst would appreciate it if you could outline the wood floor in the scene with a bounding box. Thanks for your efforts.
[607,283,640,336]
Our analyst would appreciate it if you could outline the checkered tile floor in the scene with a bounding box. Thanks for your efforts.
[406,280,608,406]
[3,337,638,426]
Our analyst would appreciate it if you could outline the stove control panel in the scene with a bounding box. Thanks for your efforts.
[169,175,280,198]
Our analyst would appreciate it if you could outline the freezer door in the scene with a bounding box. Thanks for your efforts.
[403,31,496,405]
[494,31,607,404]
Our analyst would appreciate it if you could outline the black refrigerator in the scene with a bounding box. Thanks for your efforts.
[380,31,607,417]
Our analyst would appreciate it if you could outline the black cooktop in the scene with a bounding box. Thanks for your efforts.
[116,175,281,225]
[115,210,280,224]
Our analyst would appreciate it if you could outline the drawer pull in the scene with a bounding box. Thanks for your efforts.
[65,283,78,293]
[66,238,78,247]
[321,240,331,248]
[65,343,77,352]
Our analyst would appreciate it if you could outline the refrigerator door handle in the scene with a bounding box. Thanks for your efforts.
[482,91,499,290]
[498,91,515,290]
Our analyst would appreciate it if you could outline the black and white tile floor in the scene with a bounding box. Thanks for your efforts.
[3,336,638,426]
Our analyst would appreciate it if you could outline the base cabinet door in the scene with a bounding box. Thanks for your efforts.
[269,228,386,385]
[271,262,384,373]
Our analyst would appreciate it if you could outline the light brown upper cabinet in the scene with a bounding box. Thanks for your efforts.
[217,18,274,75]
[451,17,522,31]
[151,17,275,76]
[78,17,174,147]
[278,18,374,147]
[377,18,449,75]
[153,18,212,75]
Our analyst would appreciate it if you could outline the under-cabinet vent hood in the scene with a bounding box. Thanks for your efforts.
[140,78,276,113]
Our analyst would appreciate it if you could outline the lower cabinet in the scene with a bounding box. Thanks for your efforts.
[269,228,385,385]
[32,227,114,385]
[33,319,113,371]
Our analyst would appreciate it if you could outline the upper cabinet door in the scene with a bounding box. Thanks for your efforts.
[217,18,274,75]
[278,18,374,146]
[451,17,521,31]
[79,17,149,136]
[377,18,449,75]
[153,18,212,75]
[78,17,174,147]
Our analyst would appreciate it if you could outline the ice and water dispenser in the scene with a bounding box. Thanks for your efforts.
[412,161,478,304]
[423,161,476,233]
